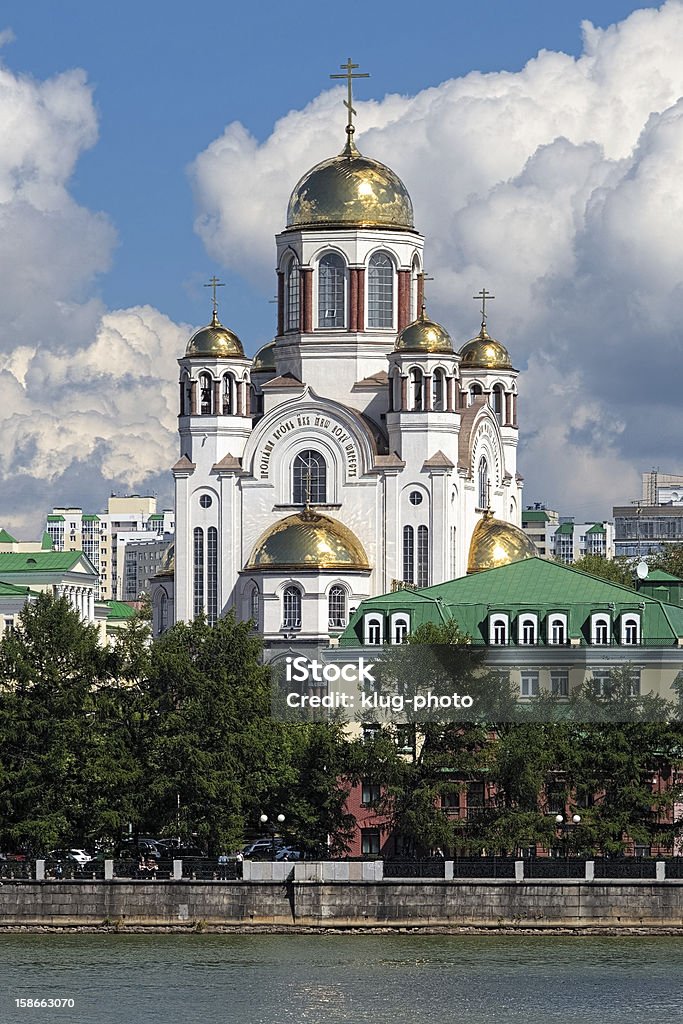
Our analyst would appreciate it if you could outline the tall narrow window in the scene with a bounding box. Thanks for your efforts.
[403,525,414,583]
[478,456,489,510]
[368,251,393,328]
[199,373,213,415]
[282,586,302,629]
[207,527,218,626]
[328,585,347,629]
[409,368,424,410]
[293,450,326,504]
[250,585,260,625]
[432,369,445,411]
[470,383,483,405]
[318,253,345,328]
[417,525,429,587]
[222,374,233,415]
[285,257,300,331]
[193,527,204,618]
[159,592,168,633]
[492,385,504,422]
[411,256,421,320]
[392,615,409,644]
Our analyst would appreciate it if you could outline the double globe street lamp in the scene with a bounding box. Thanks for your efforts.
[555,813,581,856]
[260,813,286,859]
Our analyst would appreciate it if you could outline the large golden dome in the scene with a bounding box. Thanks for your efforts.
[459,323,512,370]
[252,341,276,373]
[286,140,414,232]
[185,311,245,359]
[395,309,453,354]
[247,509,369,571]
[467,511,537,574]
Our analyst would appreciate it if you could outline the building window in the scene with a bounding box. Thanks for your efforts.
[361,781,381,805]
[361,829,381,856]
[489,614,508,645]
[222,374,233,415]
[432,369,446,411]
[391,614,410,645]
[590,668,611,697]
[417,525,429,587]
[395,724,415,753]
[409,490,423,506]
[518,615,537,645]
[467,782,485,811]
[282,586,302,630]
[520,670,539,697]
[293,450,326,505]
[364,614,383,646]
[478,456,489,510]
[470,383,483,404]
[367,251,393,328]
[551,670,569,697]
[285,256,300,331]
[403,525,414,583]
[492,384,504,422]
[328,585,347,629]
[199,373,213,415]
[591,614,611,645]
[409,367,424,410]
[411,255,421,320]
[548,615,567,645]
[318,252,345,328]
[207,527,218,626]
[199,494,212,509]
[193,527,204,618]
[362,723,380,743]
[622,616,639,645]
[250,586,260,625]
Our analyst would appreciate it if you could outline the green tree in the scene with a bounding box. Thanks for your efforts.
[648,544,683,580]
[570,554,635,589]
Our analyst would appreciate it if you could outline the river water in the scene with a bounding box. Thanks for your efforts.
[1,934,682,1023]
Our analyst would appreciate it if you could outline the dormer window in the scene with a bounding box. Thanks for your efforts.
[621,614,640,645]
[547,613,567,645]
[591,613,611,645]
[391,613,410,645]
[489,613,508,645]
[518,613,538,645]
[364,614,383,646]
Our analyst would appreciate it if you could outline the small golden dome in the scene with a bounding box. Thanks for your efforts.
[252,341,276,373]
[157,543,174,577]
[395,308,453,354]
[467,511,537,574]
[185,311,245,359]
[287,140,414,231]
[459,323,512,370]
[247,509,369,571]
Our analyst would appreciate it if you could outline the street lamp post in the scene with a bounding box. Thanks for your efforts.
[260,813,286,859]
[555,813,581,857]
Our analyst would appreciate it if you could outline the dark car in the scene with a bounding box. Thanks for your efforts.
[116,839,165,860]
[274,846,304,862]
[155,840,206,858]
[243,838,285,859]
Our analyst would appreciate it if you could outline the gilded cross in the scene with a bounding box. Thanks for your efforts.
[330,58,369,137]
[473,287,495,324]
[204,275,225,317]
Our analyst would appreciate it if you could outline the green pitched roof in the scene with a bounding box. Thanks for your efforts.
[0,551,93,574]
[105,601,137,620]
[340,557,683,647]
[585,523,606,535]
[0,529,17,544]
[646,569,683,583]
[82,514,100,522]
[555,522,574,535]
[46,515,64,522]
[0,580,32,596]
[41,532,53,550]
[522,511,550,523]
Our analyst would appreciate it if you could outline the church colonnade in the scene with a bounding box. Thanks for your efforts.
[55,584,95,622]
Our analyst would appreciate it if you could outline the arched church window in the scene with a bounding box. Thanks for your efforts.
[282,586,302,630]
[470,383,483,405]
[285,256,300,331]
[492,384,503,422]
[193,527,204,618]
[207,527,218,626]
[417,525,429,587]
[222,374,233,415]
[409,367,424,411]
[199,373,213,415]
[318,253,345,328]
[293,450,326,505]
[403,525,414,584]
[328,585,347,629]
[432,369,446,411]
[411,255,421,320]
[368,251,393,328]
[250,585,260,626]
[478,456,489,510]
[159,592,168,634]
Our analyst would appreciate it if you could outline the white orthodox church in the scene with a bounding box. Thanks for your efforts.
[152,72,525,654]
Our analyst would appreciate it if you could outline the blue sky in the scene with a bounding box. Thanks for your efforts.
[0,0,680,531]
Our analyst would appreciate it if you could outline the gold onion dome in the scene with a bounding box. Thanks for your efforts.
[247,508,369,571]
[185,310,245,359]
[467,511,538,574]
[394,307,453,354]
[252,341,276,373]
[287,138,414,231]
[459,322,512,370]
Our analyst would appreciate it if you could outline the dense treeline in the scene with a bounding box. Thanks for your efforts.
[1,595,682,858]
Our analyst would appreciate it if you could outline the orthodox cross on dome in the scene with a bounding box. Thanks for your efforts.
[204,275,225,323]
[330,58,369,151]
[473,287,495,327]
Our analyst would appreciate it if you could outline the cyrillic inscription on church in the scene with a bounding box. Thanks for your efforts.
[259,414,358,478]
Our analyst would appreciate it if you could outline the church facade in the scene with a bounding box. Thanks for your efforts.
[154,86,525,654]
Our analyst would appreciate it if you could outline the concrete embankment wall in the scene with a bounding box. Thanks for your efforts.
[2,876,683,932]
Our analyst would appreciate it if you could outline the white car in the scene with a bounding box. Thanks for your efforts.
[48,848,92,866]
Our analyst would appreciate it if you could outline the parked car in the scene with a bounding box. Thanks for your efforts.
[274,846,304,862]
[116,839,164,860]
[47,848,92,866]
[243,838,285,859]
[155,840,206,858]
